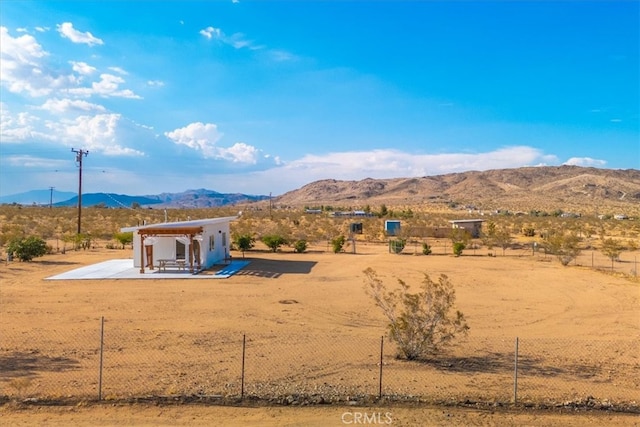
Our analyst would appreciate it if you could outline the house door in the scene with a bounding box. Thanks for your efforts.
[176,241,186,260]
[193,240,201,268]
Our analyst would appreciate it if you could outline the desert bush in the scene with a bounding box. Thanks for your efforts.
[452,242,466,257]
[522,227,536,237]
[389,239,406,254]
[331,235,346,253]
[261,234,288,252]
[364,268,469,360]
[421,242,432,255]
[293,239,308,253]
[7,236,48,261]
[543,231,582,266]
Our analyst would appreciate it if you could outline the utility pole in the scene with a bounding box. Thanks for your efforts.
[49,186,55,209]
[72,148,89,234]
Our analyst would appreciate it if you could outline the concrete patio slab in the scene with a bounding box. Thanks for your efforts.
[44,259,250,280]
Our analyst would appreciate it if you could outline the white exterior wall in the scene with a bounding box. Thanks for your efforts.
[201,222,231,269]
[125,217,234,270]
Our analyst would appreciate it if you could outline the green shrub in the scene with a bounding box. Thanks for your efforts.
[421,242,432,255]
[7,236,48,262]
[293,239,308,253]
[261,234,288,252]
[453,242,466,257]
[389,239,406,254]
[331,235,346,253]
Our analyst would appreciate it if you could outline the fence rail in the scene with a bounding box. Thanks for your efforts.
[1,320,638,410]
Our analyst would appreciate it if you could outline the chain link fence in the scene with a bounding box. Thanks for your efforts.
[1,320,638,410]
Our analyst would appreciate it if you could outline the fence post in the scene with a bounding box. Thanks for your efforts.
[98,316,104,401]
[513,337,518,404]
[241,334,246,400]
[379,336,384,399]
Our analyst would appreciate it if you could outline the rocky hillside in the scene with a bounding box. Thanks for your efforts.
[274,166,640,214]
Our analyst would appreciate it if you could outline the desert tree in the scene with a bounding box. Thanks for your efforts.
[114,231,133,249]
[363,268,469,360]
[600,238,624,271]
[543,230,582,266]
[493,228,513,256]
[233,234,255,258]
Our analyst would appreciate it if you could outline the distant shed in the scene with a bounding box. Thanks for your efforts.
[449,219,484,238]
[385,220,401,236]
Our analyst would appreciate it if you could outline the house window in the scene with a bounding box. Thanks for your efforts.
[209,235,215,251]
[222,232,227,247]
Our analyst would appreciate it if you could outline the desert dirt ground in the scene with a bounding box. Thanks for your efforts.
[1,240,639,426]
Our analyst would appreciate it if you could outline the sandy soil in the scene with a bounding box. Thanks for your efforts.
[1,241,639,426]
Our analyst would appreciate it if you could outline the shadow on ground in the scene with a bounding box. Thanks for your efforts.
[0,351,80,380]
[231,258,317,278]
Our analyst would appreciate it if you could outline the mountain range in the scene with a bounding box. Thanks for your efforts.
[273,166,640,214]
[2,166,638,213]
[0,188,269,208]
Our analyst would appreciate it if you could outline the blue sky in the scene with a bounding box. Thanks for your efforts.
[1,1,638,198]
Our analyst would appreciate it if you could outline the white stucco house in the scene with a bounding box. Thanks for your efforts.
[121,216,237,274]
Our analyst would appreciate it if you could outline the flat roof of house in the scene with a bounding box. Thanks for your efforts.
[121,216,237,233]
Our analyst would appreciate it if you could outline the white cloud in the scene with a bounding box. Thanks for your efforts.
[164,123,263,164]
[108,66,128,75]
[268,49,297,62]
[35,26,49,33]
[0,26,61,97]
[217,142,259,163]
[67,73,141,99]
[563,157,607,167]
[70,61,97,75]
[199,26,222,40]
[61,114,144,156]
[199,26,259,50]
[39,98,106,114]
[5,155,69,169]
[164,122,223,157]
[147,80,165,87]
[57,22,103,46]
[0,103,51,142]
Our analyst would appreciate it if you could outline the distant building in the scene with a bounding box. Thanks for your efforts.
[385,220,401,236]
[449,219,485,238]
[614,214,628,220]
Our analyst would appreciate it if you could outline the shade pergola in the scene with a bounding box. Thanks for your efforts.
[138,226,204,273]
